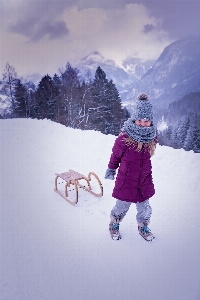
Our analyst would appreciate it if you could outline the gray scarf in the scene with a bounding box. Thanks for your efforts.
[121,118,156,144]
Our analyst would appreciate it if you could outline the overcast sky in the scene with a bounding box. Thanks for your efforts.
[0,0,200,78]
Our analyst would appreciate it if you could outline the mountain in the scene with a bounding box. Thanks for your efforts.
[127,36,200,108]
[163,91,200,125]
[122,57,155,79]
[76,51,135,99]
[75,51,153,100]
[22,73,42,87]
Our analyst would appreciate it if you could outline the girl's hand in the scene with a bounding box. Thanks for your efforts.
[104,168,116,180]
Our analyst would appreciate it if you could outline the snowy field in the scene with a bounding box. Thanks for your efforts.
[1,118,200,300]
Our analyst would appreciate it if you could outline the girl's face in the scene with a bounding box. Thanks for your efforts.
[135,119,151,127]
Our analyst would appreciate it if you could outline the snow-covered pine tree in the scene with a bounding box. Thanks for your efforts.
[60,63,81,127]
[106,79,124,135]
[52,73,65,124]
[176,115,190,149]
[170,124,179,149]
[193,113,200,151]
[90,66,124,135]
[28,88,35,119]
[183,113,198,151]
[2,62,18,118]
[193,129,200,152]
[123,106,130,120]
[162,125,173,146]
[75,81,93,130]
[90,66,109,133]
[13,79,28,118]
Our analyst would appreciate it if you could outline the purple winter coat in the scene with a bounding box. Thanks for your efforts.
[108,133,156,203]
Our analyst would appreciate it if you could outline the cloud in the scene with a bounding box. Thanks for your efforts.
[143,24,156,34]
[78,0,200,39]
[60,4,171,64]
[9,19,69,41]
[140,0,200,39]
[2,0,200,41]
[3,0,74,41]
[3,0,196,78]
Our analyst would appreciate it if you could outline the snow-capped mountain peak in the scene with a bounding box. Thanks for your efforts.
[79,51,119,69]
[75,51,153,99]
[81,51,105,63]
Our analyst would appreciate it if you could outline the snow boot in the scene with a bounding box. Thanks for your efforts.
[109,216,122,240]
[138,222,155,242]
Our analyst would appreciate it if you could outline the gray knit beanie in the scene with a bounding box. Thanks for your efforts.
[132,92,153,123]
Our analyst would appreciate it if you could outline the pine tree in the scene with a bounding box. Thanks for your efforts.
[60,63,81,127]
[109,79,125,134]
[170,124,179,149]
[34,75,57,120]
[123,106,130,120]
[160,125,173,146]
[90,66,124,135]
[90,66,111,133]
[14,79,28,118]
[192,114,200,151]
[75,81,93,129]
[193,129,200,152]
[52,73,64,123]
[28,89,36,119]
[2,62,18,118]
[183,113,197,151]
[176,115,190,149]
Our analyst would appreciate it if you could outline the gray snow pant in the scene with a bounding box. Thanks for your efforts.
[111,199,152,224]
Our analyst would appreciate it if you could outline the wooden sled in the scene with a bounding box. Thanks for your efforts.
[54,169,103,206]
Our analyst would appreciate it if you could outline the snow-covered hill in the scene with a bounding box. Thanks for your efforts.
[1,119,200,300]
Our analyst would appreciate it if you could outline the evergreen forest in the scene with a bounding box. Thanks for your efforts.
[157,92,200,152]
[2,64,130,136]
[1,62,199,152]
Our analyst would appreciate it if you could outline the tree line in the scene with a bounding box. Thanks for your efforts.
[157,92,200,152]
[163,92,200,126]
[158,112,200,152]
[1,62,130,136]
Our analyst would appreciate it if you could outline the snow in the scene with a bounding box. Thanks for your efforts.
[1,118,200,300]
[157,116,168,131]
[171,83,177,88]
[0,95,11,116]
[79,51,119,68]
[153,88,164,98]
[0,95,8,102]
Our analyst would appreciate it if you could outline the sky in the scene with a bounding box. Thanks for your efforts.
[0,0,200,78]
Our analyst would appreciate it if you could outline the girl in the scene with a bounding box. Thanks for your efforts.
[105,93,157,242]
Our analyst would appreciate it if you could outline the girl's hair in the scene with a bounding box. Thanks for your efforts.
[121,134,156,156]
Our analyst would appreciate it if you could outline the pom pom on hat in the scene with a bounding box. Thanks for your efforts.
[132,92,153,122]
[137,92,149,101]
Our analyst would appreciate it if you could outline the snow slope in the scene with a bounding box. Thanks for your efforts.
[0,119,200,300]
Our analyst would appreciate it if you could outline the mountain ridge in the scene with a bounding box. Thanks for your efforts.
[75,51,154,99]
[127,36,200,107]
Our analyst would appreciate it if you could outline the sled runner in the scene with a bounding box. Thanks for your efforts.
[54,169,103,205]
